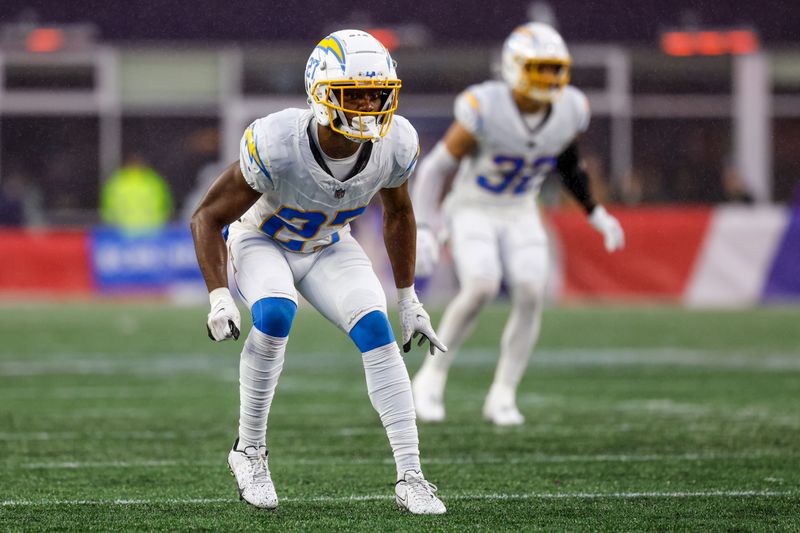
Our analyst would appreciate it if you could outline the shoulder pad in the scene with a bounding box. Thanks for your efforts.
[561,86,591,133]
[386,115,419,188]
[239,109,307,192]
[239,118,273,192]
[453,85,485,134]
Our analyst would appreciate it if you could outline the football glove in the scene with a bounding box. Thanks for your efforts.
[415,225,440,277]
[397,286,447,355]
[589,205,625,252]
[207,287,241,342]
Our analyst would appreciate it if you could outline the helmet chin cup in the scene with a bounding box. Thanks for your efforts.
[525,85,562,103]
[346,115,380,142]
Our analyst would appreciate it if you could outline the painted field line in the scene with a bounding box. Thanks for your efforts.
[0,430,218,442]
[16,450,794,469]
[2,348,799,377]
[0,380,350,399]
[1,490,796,507]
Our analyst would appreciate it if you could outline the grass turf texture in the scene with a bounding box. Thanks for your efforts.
[0,302,798,531]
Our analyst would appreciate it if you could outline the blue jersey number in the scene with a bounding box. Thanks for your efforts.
[476,155,557,195]
[261,205,367,251]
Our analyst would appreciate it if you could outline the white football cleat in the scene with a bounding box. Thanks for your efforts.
[227,438,278,509]
[483,403,525,426]
[411,368,446,423]
[483,385,525,426]
[395,470,446,515]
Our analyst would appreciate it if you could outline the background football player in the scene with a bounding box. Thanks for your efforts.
[191,29,447,514]
[411,22,624,426]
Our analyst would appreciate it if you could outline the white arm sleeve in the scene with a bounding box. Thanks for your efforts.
[410,141,460,226]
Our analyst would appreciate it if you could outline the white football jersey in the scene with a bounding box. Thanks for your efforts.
[231,108,419,253]
[444,81,589,211]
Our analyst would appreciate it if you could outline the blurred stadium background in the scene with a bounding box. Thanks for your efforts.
[0,1,799,530]
[0,0,799,304]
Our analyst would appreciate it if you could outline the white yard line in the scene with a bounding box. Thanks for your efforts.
[0,430,217,441]
[16,450,793,469]
[2,349,799,377]
[1,490,795,507]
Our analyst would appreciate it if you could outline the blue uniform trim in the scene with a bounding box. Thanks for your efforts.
[251,297,297,337]
[222,224,229,242]
[349,310,395,352]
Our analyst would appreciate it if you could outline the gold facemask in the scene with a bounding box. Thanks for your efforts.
[311,78,402,140]
[518,58,571,101]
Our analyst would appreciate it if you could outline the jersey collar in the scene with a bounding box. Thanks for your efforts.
[306,118,373,182]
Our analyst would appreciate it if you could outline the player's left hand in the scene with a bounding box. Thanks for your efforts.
[589,205,625,252]
[397,288,447,355]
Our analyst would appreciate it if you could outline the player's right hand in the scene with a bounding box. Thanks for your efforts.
[415,225,440,277]
[207,287,241,342]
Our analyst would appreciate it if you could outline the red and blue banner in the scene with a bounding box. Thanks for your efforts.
[1,207,798,307]
[90,225,204,293]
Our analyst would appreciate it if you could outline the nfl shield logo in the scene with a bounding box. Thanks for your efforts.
[334,188,345,199]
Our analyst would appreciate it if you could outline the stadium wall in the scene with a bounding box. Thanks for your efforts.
[1,206,797,306]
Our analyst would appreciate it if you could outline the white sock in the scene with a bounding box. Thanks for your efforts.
[237,328,287,449]
[362,342,420,479]
[492,283,543,395]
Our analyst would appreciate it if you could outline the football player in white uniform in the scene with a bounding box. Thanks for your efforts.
[191,30,446,514]
[411,22,624,426]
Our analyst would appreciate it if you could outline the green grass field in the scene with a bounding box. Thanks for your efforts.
[1,301,799,531]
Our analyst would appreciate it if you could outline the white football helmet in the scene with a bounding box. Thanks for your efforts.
[501,22,571,102]
[304,29,401,142]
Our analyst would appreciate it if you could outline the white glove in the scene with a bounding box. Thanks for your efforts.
[207,287,241,342]
[397,286,447,355]
[415,225,440,277]
[589,205,625,252]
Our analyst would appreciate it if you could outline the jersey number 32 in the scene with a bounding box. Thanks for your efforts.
[477,155,556,195]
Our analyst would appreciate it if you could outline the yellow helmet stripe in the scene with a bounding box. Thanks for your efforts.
[315,36,346,65]
[513,25,535,37]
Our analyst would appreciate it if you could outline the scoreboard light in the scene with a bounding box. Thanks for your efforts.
[365,27,399,51]
[0,23,96,53]
[25,28,65,53]
[661,29,759,57]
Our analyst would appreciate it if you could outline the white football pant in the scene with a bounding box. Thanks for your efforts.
[417,205,547,403]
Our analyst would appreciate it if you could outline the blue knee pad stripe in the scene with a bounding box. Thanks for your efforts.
[349,310,395,352]
[251,297,297,337]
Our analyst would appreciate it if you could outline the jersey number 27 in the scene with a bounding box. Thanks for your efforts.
[260,205,367,251]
